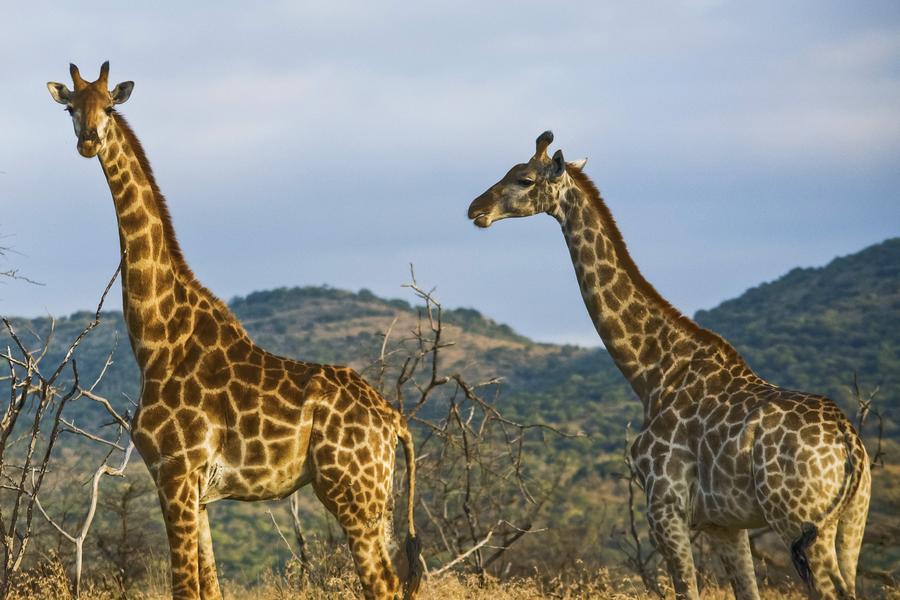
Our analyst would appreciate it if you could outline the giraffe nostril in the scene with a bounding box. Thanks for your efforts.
[80,129,101,144]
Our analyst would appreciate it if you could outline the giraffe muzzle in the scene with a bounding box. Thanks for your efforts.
[467,194,496,228]
[472,213,493,228]
[77,129,102,158]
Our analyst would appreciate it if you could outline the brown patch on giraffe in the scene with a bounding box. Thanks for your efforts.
[198,349,230,389]
[194,311,219,346]
[239,413,261,437]
[138,404,169,433]
[226,339,253,363]
[261,418,294,439]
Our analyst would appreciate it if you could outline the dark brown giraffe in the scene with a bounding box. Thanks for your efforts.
[47,62,421,600]
[467,131,870,600]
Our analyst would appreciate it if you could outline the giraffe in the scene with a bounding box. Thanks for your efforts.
[467,131,870,600]
[47,62,422,600]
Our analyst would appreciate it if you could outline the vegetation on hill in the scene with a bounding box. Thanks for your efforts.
[2,237,897,591]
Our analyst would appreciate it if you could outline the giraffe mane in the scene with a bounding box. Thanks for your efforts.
[566,165,750,367]
[111,112,248,330]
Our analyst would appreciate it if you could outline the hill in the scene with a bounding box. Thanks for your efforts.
[15,240,896,446]
[2,237,897,580]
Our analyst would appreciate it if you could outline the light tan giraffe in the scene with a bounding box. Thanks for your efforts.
[467,131,870,600]
[47,62,422,600]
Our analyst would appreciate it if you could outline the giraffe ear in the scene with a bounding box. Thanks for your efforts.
[111,81,134,105]
[47,82,71,104]
[550,149,566,179]
[568,158,587,171]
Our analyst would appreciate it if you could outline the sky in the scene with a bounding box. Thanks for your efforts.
[1,1,898,347]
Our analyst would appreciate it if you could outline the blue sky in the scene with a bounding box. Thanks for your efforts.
[1,1,898,346]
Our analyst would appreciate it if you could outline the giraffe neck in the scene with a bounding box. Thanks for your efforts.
[555,169,752,418]
[97,113,246,367]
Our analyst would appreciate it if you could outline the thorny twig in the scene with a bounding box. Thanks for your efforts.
[850,372,885,468]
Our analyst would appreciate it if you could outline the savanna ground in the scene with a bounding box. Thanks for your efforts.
[10,555,900,600]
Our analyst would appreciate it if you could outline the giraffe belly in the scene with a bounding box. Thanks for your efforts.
[692,480,767,529]
[692,452,767,529]
[200,394,319,503]
[201,458,314,503]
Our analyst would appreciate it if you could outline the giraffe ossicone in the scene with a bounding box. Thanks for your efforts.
[468,131,870,600]
[48,62,422,600]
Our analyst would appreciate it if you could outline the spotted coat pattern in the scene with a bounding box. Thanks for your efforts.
[468,131,870,600]
[47,63,420,600]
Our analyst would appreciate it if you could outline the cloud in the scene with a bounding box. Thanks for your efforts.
[2,1,898,346]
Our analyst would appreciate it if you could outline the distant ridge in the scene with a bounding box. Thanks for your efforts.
[3,237,898,578]
[2,237,896,442]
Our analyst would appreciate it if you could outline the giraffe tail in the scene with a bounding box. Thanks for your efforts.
[398,419,422,599]
[790,522,817,588]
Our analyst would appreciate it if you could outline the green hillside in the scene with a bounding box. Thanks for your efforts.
[4,238,896,483]
[2,237,897,579]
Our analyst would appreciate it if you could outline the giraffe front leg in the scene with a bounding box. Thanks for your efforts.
[198,505,222,600]
[646,497,699,600]
[705,527,760,600]
[157,469,202,600]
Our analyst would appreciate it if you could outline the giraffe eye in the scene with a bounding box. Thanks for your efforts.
[104,106,114,115]
[517,178,535,187]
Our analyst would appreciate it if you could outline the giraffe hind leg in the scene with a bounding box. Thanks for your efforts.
[779,521,850,600]
[805,525,852,600]
[836,464,870,599]
[312,475,401,600]
[309,423,402,600]
[706,527,760,600]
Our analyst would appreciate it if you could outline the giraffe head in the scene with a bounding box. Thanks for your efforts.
[467,130,586,227]
[47,61,134,158]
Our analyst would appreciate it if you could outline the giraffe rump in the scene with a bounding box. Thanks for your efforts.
[791,418,866,591]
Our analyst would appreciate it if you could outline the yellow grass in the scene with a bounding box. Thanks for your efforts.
[11,557,900,600]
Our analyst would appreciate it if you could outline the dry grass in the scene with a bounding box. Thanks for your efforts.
[11,556,900,600]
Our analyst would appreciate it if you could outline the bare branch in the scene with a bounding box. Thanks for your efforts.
[430,525,496,577]
[267,509,301,564]
[32,442,134,597]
